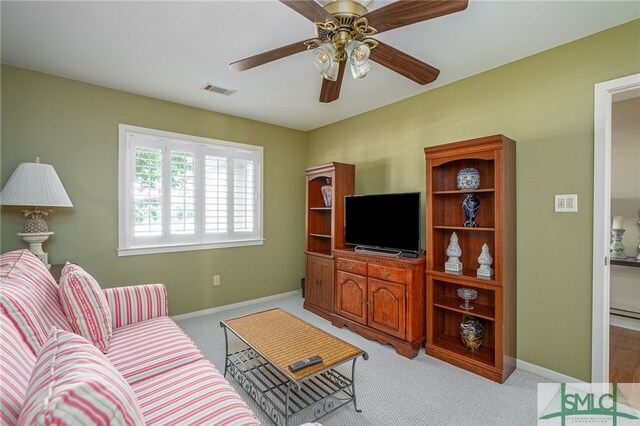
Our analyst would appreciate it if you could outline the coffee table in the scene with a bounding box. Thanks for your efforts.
[220,308,368,426]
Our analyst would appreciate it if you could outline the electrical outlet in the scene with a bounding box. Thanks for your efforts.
[555,194,578,213]
[566,196,574,209]
[213,275,220,286]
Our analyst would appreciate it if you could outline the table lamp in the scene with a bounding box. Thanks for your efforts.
[0,158,73,268]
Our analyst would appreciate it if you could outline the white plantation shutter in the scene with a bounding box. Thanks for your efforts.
[204,154,228,235]
[233,157,255,233]
[119,125,262,255]
[133,146,163,237]
[169,150,196,235]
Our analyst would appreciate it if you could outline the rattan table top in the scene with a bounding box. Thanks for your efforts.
[221,308,364,382]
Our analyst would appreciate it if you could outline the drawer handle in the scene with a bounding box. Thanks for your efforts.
[381,270,390,277]
[346,263,354,270]
[362,299,370,306]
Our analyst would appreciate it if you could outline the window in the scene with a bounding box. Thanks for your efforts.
[118,124,263,256]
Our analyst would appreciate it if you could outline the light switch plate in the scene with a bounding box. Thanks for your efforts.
[555,194,578,212]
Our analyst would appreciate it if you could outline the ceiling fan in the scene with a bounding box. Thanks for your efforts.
[229,0,469,103]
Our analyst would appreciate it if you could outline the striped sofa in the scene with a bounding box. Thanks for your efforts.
[0,249,260,425]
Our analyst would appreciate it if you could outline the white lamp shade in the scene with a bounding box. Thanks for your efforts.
[0,161,73,207]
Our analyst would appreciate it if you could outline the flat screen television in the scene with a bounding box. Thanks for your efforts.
[344,192,421,257]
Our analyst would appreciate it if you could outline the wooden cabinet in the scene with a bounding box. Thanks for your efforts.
[305,255,334,313]
[335,271,367,324]
[333,249,425,359]
[368,278,406,339]
[304,162,355,321]
[424,134,516,383]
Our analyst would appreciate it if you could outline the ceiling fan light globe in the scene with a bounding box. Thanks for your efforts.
[350,61,370,79]
[312,43,337,71]
[322,61,340,81]
[312,48,330,71]
[346,40,370,67]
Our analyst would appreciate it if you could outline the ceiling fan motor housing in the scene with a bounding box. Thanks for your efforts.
[323,0,368,19]
[315,0,375,60]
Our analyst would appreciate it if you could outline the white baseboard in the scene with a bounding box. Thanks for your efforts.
[516,359,584,383]
[171,290,301,321]
[610,314,640,332]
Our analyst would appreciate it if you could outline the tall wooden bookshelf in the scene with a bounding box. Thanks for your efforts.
[424,135,516,383]
[304,162,355,321]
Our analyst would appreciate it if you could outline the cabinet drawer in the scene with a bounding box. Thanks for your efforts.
[336,258,367,275]
[368,264,405,284]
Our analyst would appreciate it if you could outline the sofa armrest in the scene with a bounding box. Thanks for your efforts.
[103,284,168,328]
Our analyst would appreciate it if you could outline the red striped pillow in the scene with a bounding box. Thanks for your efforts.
[59,263,112,353]
[18,328,144,426]
[0,249,72,355]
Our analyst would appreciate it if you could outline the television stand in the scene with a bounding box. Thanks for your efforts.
[333,249,426,358]
[354,246,401,257]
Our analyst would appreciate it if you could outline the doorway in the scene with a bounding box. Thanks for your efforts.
[592,73,640,384]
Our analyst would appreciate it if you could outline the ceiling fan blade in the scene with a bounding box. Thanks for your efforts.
[319,61,346,103]
[369,41,440,85]
[229,40,312,71]
[362,0,468,34]
[280,0,338,24]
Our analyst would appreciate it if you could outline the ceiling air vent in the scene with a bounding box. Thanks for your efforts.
[202,83,236,96]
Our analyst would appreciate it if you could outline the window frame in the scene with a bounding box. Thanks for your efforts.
[118,124,263,256]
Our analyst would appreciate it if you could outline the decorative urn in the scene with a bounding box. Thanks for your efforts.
[456,168,480,190]
[460,316,484,352]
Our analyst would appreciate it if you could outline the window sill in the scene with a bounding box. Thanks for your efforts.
[117,239,264,257]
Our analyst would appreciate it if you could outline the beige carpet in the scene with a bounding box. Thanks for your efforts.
[176,293,548,425]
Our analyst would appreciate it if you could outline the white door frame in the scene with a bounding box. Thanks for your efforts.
[592,73,640,383]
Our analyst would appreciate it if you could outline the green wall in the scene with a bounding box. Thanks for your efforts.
[1,66,308,316]
[307,20,640,381]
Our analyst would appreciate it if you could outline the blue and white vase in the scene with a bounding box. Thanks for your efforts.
[456,168,480,190]
[462,193,480,227]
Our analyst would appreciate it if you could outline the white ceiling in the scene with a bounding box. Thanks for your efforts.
[1,1,638,131]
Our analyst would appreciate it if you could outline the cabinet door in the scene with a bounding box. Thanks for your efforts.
[336,271,367,325]
[316,256,334,312]
[305,255,320,307]
[305,255,334,312]
[368,278,406,339]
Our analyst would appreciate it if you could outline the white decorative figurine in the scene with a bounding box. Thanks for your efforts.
[610,216,626,260]
[445,232,463,273]
[477,243,494,278]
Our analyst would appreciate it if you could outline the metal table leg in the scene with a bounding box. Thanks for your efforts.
[222,324,229,377]
[285,383,293,426]
[353,351,368,413]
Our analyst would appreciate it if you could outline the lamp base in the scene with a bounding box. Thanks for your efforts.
[17,232,53,269]
[21,209,51,233]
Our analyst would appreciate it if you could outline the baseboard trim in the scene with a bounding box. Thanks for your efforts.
[516,359,584,383]
[610,314,640,331]
[171,290,301,321]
